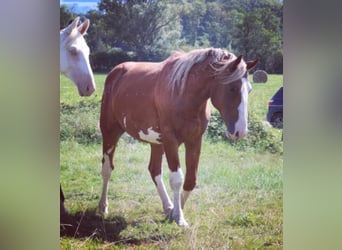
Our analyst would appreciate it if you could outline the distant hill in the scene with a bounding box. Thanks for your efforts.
[60,0,99,13]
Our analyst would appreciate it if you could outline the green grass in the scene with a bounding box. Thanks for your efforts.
[60,73,283,249]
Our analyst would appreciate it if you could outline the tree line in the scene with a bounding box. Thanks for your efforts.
[61,0,283,73]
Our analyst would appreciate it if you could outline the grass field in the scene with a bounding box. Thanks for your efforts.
[60,73,283,249]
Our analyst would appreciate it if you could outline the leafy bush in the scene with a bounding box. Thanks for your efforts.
[266,49,283,74]
[60,101,102,145]
[90,48,134,73]
[60,98,282,153]
[205,111,282,154]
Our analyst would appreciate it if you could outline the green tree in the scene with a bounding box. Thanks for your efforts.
[85,10,109,52]
[179,0,207,47]
[98,0,181,60]
[60,0,282,72]
[232,2,282,73]
[60,5,76,29]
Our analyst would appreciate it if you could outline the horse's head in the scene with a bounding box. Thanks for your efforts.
[209,53,258,141]
[60,17,96,96]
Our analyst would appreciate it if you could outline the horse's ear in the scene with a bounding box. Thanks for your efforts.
[229,54,243,71]
[78,19,90,35]
[246,58,259,71]
[65,17,80,35]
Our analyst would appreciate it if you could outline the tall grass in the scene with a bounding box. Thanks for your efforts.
[60,74,283,249]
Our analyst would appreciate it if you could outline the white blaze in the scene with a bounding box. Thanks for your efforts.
[138,127,161,144]
[235,77,251,138]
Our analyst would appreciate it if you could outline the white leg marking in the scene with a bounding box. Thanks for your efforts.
[98,153,112,214]
[138,127,162,144]
[155,175,173,214]
[181,190,191,209]
[169,168,188,226]
[107,146,114,154]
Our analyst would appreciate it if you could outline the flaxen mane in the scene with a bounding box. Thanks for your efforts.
[167,48,247,95]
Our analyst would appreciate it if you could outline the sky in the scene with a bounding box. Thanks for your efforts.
[60,0,283,14]
[60,0,100,13]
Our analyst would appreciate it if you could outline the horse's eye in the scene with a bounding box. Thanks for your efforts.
[230,87,237,92]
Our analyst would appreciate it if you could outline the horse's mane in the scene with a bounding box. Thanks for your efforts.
[167,48,246,95]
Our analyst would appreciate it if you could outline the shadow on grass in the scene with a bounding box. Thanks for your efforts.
[60,209,180,246]
[60,209,127,242]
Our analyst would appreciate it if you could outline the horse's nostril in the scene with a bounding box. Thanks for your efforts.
[86,86,90,92]
[235,131,239,137]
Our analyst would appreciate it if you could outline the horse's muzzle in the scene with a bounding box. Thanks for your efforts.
[226,130,247,141]
[78,82,96,96]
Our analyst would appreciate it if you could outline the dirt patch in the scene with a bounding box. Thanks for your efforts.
[60,209,127,242]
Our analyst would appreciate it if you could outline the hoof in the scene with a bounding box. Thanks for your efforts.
[177,219,189,227]
[164,205,174,216]
[167,208,189,227]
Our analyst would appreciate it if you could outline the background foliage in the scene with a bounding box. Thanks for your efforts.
[60,0,283,73]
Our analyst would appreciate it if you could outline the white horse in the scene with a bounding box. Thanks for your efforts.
[60,17,96,96]
[60,17,96,216]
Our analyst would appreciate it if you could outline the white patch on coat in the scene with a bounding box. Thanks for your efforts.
[123,116,127,128]
[138,127,161,144]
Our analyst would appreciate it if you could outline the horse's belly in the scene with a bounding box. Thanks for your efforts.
[116,105,162,144]
[137,126,162,144]
[124,122,162,144]
[111,76,162,144]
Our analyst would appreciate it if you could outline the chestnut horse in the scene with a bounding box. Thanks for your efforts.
[98,48,257,226]
[60,17,96,215]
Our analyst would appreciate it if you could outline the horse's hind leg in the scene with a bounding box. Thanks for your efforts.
[148,144,173,214]
[98,123,123,215]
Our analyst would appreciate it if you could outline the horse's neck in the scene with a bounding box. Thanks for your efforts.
[185,63,212,102]
[179,75,211,114]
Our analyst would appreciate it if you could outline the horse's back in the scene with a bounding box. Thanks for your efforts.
[105,61,162,91]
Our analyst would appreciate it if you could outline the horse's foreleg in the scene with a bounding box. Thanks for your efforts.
[182,138,202,208]
[60,184,68,216]
[163,137,188,227]
[98,125,123,215]
[149,144,173,214]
